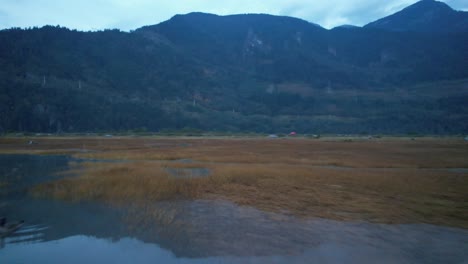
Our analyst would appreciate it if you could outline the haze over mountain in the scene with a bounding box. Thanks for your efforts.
[0,0,467,134]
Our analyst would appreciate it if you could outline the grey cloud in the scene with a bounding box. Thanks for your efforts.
[0,0,466,31]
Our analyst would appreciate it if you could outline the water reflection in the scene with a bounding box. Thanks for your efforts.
[0,154,467,263]
[122,200,468,263]
[2,224,47,247]
[164,167,211,178]
[0,154,72,198]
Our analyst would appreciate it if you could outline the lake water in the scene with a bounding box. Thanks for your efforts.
[0,154,467,264]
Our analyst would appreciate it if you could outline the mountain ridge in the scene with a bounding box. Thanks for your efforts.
[0,0,467,134]
[365,0,468,32]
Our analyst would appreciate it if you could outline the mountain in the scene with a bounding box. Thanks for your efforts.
[136,11,466,87]
[0,2,467,134]
[365,0,468,32]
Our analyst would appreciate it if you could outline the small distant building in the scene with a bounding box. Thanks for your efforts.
[268,134,278,138]
[289,131,297,136]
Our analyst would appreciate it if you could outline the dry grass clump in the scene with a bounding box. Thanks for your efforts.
[31,161,204,203]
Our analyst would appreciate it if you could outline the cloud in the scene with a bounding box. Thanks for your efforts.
[0,0,467,31]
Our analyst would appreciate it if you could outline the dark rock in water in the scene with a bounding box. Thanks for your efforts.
[0,219,24,237]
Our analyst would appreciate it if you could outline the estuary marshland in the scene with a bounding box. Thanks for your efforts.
[1,136,467,228]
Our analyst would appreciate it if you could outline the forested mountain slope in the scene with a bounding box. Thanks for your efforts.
[0,0,467,134]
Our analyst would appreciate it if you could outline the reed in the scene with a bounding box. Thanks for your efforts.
[31,161,204,203]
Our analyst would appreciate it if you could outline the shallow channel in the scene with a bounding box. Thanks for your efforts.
[0,154,467,263]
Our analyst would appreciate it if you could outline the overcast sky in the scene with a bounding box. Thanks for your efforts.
[1,0,467,31]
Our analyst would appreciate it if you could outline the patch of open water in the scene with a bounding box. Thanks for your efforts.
[165,167,211,178]
[0,154,467,263]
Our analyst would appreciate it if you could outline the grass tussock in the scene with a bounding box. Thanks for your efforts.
[31,161,204,203]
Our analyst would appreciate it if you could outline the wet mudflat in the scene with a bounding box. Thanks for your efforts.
[0,154,467,263]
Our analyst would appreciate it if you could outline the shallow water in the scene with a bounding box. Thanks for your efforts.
[165,167,211,178]
[0,154,467,263]
[0,154,72,197]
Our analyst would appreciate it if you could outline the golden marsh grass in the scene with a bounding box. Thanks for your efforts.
[2,136,467,228]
